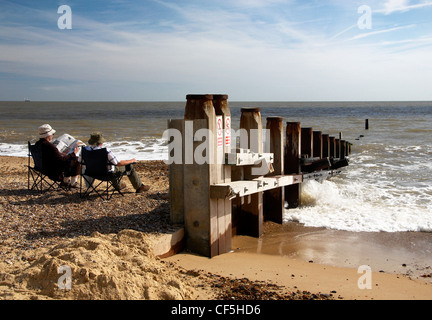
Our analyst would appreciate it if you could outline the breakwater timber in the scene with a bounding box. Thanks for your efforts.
[167,94,351,257]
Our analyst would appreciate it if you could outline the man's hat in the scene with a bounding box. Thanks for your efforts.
[88,132,106,145]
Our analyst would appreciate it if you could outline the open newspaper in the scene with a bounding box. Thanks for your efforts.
[53,134,85,154]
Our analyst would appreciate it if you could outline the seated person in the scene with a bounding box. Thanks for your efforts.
[35,124,80,187]
[81,132,150,193]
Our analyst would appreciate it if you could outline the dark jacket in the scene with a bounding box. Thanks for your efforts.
[35,138,77,180]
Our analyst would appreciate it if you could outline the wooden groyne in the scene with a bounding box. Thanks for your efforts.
[167,94,351,257]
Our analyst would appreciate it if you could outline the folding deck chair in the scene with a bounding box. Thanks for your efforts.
[27,141,62,192]
[79,147,126,200]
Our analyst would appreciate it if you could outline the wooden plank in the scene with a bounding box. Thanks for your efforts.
[210,174,302,199]
[302,157,331,173]
[225,152,274,166]
[217,198,226,254]
[303,169,342,181]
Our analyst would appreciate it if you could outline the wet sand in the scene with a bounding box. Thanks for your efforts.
[233,221,432,280]
[168,222,432,300]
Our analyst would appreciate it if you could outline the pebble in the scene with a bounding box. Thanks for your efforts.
[0,160,172,262]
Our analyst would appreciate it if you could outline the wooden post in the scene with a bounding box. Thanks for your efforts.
[301,127,313,158]
[168,119,185,224]
[285,122,301,209]
[322,134,329,159]
[329,136,336,159]
[212,94,232,254]
[313,131,323,159]
[184,94,214,120]
[238,107,263,237]
[263,117,284,223]
[182,94,233,257]
[340,140,346,160]
[213,94,231,154]
[365,119,369,130]
[335,138,341,158]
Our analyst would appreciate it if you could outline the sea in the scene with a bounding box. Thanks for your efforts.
[1,100,431,234]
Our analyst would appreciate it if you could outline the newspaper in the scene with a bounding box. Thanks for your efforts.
[53,134,85,154]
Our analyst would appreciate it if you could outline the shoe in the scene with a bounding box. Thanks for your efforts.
[136,184,150,193]
[70,182,79,189]
[59,181,69,189]
[115,182,127,191]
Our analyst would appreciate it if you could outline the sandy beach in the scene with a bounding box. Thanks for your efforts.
[1,155,431,300]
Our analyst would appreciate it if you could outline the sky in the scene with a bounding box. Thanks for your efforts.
[1,0,432,101]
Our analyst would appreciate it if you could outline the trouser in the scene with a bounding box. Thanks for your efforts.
[64,158,81,177]
[111,164,142,190]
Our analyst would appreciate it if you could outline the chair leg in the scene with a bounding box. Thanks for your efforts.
[79,174,125,201]
[80,176,107,201]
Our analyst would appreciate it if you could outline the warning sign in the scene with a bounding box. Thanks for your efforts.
[225,116,231,147]
[216,116,223,147]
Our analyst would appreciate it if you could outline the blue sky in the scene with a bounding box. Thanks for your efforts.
[1,0,432,101]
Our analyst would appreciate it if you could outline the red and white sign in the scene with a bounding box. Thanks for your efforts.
[225,116,231,147]
[216,116,223,147]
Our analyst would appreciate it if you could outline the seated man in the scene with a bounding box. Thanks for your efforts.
[82,132,150,193]
[35,124,80,187]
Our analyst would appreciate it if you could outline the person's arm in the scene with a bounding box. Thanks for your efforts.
[116,158,137,166]
[106,148,136,167]
[43,139,78,161]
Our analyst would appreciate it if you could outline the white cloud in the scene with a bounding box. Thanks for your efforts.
[349,24,415,40]
[377,0,432,14]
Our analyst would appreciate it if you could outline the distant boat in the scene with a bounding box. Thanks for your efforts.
[24,98,30,102]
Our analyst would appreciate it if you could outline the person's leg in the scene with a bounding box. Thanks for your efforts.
[63,159,80,186]
[111,167,126,190]
[113,164,149,192]
[124,164,142,190]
